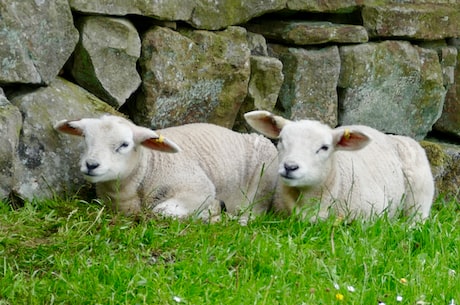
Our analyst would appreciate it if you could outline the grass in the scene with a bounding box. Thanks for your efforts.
[0,197,459,305]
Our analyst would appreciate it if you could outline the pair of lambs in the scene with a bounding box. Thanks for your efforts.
[55,111,434,223]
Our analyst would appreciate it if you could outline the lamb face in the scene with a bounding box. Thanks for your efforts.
[244,111,370,189]
[77,118,139,183]
[54,115,179,184]
[277,121,334,188]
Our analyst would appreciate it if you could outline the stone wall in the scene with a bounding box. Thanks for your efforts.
[1,0,459,202]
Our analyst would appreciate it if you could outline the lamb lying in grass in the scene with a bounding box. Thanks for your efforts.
[54,115,278,223]
[244,110,434,222]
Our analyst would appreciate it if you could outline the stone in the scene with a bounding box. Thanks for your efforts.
[189,0,286,30]
[269,44,340,126]
[247,32,269,56]
[434,43,460,137]
[246,21,368,45]
[235,55,284,131]
[439,47,458,87]
[422,140,460,201]
[71,16,142,108]
[363,4,460,40]
[0,0,78,84]
[69,0,286,30]
[9,77,119,201]
[286,0,359,13]
[69,0,194,21]
[418,41,458,88]
[132,26,250,129]
[0,90,21,200]
[247,56,284,112]
[339,41,446,140]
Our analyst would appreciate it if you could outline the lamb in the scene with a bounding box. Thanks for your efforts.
[54,115,278,223]
[244,110,434,222]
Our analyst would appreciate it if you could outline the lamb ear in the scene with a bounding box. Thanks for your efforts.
[141,135,181,153]
[54,119,84,136]
[244,110,289,139]
[333,128,370,151]
[132,126,180,153]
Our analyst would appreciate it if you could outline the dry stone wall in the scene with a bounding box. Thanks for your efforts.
[1,0,460,202]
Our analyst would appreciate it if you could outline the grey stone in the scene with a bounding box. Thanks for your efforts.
[133,26,250,129]
[69,0,194,21]
[247,32,269,56]
[71,16,142,108]
[235,55,284,131]
[247,56,284,112]
[269,44,340,126]
[439,47,458,87]
[0,0,78,84]
[417,43,458,87]
[286,0,359,12]
[0,90,21,200]
[363,4,460,40]
[434,45,460,137]
[339,41,446,140]
[246,21,368,45]
[189,0,286,30]
[70,0,286,30]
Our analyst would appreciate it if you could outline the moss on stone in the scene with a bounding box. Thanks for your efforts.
[420,140,446,167]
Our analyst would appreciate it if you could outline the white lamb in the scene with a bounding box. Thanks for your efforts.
[54,115,278,223]
[244,110,434,222]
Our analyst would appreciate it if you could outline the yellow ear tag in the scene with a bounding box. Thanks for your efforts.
[343,129,351,140]
[155,134,165,144]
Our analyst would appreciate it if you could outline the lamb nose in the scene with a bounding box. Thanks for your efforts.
[86,161,100,171]
[284,162,299,173]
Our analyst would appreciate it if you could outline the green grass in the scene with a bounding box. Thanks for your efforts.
[1,198,459,305]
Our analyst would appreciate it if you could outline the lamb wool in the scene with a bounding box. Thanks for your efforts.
[55,115,278,224]
[244,110,434,222]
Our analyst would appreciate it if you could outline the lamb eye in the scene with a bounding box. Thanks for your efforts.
[317,145,329,153]
[116,141,130,152]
